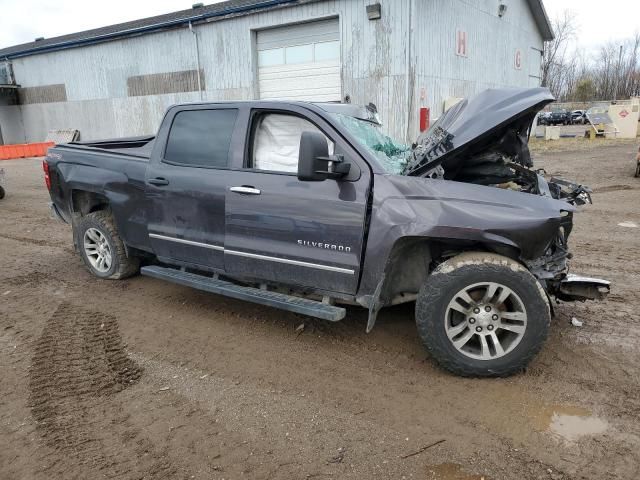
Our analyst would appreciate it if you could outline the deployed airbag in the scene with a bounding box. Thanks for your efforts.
[254,114,333,172]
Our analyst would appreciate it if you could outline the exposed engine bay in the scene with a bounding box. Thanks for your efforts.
[404,93,592,206]
[400,88,608,301]
[412,128,593,206]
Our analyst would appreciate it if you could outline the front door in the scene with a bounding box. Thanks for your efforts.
[224,110,370,294]
[145,106,240,271]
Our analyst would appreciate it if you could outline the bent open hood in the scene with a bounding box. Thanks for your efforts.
[404,88,555,177]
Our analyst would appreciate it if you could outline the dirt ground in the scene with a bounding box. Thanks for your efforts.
[1,138,639,480]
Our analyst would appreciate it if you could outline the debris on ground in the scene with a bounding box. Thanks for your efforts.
[328,447,345,464]
[617,221,638,228]
[400,439,446,459]
[570,317,583,327]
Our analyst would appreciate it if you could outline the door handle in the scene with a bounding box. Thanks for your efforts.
[230,186,261,195]
[148,177,170,186]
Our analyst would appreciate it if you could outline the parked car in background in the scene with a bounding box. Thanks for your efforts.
[571,110,587,124]
[547,108,572,126]
[537,111,551,126]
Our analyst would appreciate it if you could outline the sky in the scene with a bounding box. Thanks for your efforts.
[542,0,640,53]
[0,0,639,51]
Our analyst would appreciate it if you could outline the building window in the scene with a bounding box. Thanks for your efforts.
[259,40,340,67]
[285,44,314,64]
[258,48,285,67]
[314,41,340,61]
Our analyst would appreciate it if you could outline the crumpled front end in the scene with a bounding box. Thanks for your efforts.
[399,86,610,303]
[521,182,610,302]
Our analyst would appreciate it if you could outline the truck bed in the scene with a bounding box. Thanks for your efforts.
[67,135,155,159]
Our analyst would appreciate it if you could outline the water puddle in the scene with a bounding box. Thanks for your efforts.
[550,411,608,441]
[426,463,489,480]
[531,404,608,441]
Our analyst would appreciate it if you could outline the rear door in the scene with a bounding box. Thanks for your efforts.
[145,105,242,271]
[223,107,370,295]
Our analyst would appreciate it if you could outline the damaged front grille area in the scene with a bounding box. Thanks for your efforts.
[525,213,573,282]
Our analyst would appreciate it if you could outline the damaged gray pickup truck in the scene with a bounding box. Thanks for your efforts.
[45,87,609,377]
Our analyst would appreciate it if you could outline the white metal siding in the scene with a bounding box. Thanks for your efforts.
[0,0,546,144]
[256,19,341,101]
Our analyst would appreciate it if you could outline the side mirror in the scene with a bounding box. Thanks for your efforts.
[298,131,350,182]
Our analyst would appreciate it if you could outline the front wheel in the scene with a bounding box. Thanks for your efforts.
[416,252,550,377]
[76,210,140,279]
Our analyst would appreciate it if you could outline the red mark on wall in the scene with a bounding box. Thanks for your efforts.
[514,49,522,70]
[456,30,467,57]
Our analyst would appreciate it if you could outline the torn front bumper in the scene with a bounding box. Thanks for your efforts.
[556,274,610,301]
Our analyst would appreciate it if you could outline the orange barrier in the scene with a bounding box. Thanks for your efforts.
[0,142,55,160]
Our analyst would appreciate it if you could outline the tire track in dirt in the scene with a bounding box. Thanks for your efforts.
[28,302,177,479]
[0,232,67,249]
[2,272,58,288]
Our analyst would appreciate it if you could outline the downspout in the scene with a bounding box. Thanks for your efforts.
[404,0,413,143]
[189,21,203,101]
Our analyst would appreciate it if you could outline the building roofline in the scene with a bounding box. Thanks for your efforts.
[0,0,318,59]
[527,0,554,41]
[1,0,555,59]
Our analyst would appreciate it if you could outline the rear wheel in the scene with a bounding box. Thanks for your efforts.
[76,210,139,279]
[416,252,550,377]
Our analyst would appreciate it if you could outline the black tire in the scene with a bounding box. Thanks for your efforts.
[75,210,140,279]
[416,252,550,377]
[635,163,640,178]
[0,186,5,199]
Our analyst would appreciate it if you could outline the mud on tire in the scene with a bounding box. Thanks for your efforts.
[416,252,550,377]
[75,210,140,279]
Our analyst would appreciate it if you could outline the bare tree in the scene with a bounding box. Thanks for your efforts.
[620,33,640,98]
[542,11,578,99]
[591,34,640,101]
[543,10,640,102]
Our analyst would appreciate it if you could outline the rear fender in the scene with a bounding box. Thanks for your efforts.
[60,163,134,251]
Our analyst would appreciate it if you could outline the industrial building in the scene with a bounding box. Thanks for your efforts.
[0,0,553,145]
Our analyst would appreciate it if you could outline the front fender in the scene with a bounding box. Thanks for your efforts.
[357,174,570,298]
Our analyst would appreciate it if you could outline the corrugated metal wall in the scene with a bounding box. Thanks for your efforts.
[0,0,543,144]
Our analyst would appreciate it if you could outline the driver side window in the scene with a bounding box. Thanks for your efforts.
[252,113,333,173]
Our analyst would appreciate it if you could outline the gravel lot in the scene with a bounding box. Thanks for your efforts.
[1,138,639,479]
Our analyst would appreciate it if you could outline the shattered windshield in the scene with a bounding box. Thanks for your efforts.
[329,113,410,174]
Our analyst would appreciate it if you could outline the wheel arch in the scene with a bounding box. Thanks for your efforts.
[359,235,523,332]
[70,189,110,216]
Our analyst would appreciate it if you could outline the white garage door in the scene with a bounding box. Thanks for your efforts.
[257,19,341,102]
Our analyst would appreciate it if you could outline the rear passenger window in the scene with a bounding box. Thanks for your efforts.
[164,109,237,168]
